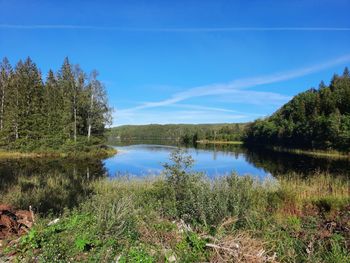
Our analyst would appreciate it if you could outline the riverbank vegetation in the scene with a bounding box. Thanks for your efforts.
[108,123,246,145]
[0,57,111,155]
[265,146,350,159]
[2,150,349,262]
[245,68,350,153]
[196,140,243,145]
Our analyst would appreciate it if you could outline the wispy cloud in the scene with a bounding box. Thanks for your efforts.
[114,109,249,126]
[168,104,260,115]
[121,54,350,112]
[1,24,350,31]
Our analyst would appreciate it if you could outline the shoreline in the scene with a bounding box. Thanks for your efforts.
[196,140,243,145]
[0,147,117,159]
[267,146,350,159]
[196,140,350,159]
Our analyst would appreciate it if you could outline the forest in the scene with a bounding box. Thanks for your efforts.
[0,57,111,152]
[108,123,246,144]
[244,68,350,152]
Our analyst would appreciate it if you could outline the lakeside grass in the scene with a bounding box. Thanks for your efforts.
[196,140,243,145]
[2,151,349,262]
[0,147,117,159]
[269,146,350,159]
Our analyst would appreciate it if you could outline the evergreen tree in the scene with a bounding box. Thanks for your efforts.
[58,57,77,141]
[0,58,12,133]
[0,57,112,151]
[245,67,350,152]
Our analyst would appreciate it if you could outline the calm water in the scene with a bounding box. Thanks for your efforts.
[103,144,350,179]
[104,144,270,179]
[0,142,349,214]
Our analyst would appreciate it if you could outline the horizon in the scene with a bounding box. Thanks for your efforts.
[1,0,350,126]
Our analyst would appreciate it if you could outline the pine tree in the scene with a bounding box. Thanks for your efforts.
[43,70,65,139]
[58,57,76,141]
[0,58,12,133]
[0,56,112,151]
[245,67,350,151]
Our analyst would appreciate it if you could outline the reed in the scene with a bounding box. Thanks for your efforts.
[3,164,349,262]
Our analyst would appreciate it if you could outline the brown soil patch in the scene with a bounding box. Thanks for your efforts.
[0,204,34,240]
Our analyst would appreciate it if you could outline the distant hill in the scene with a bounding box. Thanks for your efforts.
[107,123,247,144]
[245,67,350,152]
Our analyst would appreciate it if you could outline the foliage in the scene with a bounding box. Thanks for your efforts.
[107,123,247,145]
[0,57,111,153]
[245,68,350,152]
[6,151,350,262]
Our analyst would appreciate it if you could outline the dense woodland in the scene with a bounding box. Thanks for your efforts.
[108,123,246,144]
[0,57,111,152]
[2,56,349,154]
[245,68,350,152]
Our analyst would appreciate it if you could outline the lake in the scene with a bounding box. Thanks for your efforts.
[0,142,349,214]
[104,143,350,179]
[104,144,270,178]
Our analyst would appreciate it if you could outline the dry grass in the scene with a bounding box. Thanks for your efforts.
[279,174,350,202]
[206,233,278,263]
[271,146,350,159]
[196,140,243,145]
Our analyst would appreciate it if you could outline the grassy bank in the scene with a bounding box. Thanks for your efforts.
[0,146,117,159]
[0,136,117,159]
[1,151,349,262]
[196,140,243,145]
[269,146,350,159]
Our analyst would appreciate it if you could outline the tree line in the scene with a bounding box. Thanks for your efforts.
[108,123,246,145]
[244,68,350,152]
[0,57,111,151]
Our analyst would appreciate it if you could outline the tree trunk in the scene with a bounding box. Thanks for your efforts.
[15,87,19,139]
[0,84,4,130]
[73,93,77,142]
[87,89,94,141]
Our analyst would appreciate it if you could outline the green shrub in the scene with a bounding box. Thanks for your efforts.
[175,232,209,262]
[8,150,350,262]
[119,246,155,263]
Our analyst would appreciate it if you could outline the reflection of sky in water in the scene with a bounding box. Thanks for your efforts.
[103,144,271,179]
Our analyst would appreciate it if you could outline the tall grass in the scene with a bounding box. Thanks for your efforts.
[279,173,349,201]
[0,172,93,214]
[4,150,350,262]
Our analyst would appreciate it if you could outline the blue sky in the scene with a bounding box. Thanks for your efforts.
[1,0,350,126]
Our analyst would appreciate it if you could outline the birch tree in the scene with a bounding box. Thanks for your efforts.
[87,70,111,140]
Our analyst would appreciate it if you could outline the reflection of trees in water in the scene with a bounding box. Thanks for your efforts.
[190,143,349,178]
[195,144,245,161]
[111,139,179,147]
[243,147,350,178]
[0,158,107,214]
[113,140,245,160]
[193,144,350,178]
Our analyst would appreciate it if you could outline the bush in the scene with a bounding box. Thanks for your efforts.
[7,150,350,262]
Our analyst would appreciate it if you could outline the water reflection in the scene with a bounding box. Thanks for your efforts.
[243,146,350,178]
[104,144,269,178]
[1,142,349,214]
[105,142,350,179]
[0,158,107,214]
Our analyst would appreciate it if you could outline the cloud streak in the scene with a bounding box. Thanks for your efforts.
[121,54,350,112]
[1,24,350,31]
[114,109,249,126]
